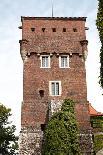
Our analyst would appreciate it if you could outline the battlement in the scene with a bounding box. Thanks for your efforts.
[21,16,87,21]
[21,16,87,38]
[19,16,88,61]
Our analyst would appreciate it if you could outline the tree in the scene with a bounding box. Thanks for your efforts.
[42,99,81,155]
[96,0,103,88]
[0,103,18,155]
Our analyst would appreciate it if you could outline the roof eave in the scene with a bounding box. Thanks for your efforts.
[21,16,87,22]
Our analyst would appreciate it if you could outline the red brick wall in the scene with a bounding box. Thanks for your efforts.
[20,17,90,130]
[21,17,86,55]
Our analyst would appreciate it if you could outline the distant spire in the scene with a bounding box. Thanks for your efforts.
[51,0,54,17]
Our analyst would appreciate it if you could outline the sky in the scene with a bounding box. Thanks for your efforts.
[0,0,103,134]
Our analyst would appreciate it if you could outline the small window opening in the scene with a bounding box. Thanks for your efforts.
[41,124,46,131]
[39,90,44,98]
[73,28,77,32]
[42,28,45,32]
[63,28,66,32]
[52,28,56,32]
[31,28,35,32]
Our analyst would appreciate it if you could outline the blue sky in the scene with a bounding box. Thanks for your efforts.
[0,0,102,134]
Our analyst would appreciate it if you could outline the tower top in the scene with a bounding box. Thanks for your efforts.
[21,16,87,21]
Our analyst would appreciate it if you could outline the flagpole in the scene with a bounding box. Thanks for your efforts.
[51,0,53,17]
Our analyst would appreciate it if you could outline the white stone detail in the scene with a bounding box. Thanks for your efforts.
[83,50,88,61]
[20,50,28,62]
[49,100,63,118]
[19,127,43,155]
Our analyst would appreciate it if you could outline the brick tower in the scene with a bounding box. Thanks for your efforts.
[19,17,93,155]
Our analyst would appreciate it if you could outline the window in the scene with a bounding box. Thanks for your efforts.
[40,55,50,68]
[63,28,66,32]
[73,28,77,32]
[42,28,45,32]
[31,28,35,32]
[39,90,44,98]
[52,28,56,32]
[59,55,69,68]
[49,81,61,96]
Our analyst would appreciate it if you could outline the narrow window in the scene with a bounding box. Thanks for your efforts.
[59,55,69,68]
[73,28,77,32]
[52,28,56,32]
[63,28,66,32]
[49,81,61,96]
[31,28,35,32]
[40,55,50,68]
[42,28,45,32]
[39,90,44,98]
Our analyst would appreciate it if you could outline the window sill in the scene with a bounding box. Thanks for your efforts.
[59,67,70,68]
[49,94,61,97]
[40,67,51,68]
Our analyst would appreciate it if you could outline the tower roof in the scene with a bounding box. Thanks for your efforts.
[21,16,87,22]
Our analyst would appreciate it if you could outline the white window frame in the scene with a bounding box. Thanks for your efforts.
[59,55,69,68]
[49,81,61,96]
[40,55,50,68]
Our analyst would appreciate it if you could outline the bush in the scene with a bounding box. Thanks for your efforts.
[94,134,103,153]
[42,99,81,155]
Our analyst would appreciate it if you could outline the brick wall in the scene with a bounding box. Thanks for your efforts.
[20,17,90,128]
[19,17,92,154]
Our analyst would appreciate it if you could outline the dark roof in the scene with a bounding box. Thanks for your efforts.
[21,16,87,22]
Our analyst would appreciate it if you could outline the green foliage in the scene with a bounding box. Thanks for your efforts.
[61,99,75,114]
[0,103,18,155]
[96,0,103,88]
[42,99,81,155]
[94,134,103,153]
[91,116,103,131]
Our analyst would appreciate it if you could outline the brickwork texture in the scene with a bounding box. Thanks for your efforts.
[19,17,93,155]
